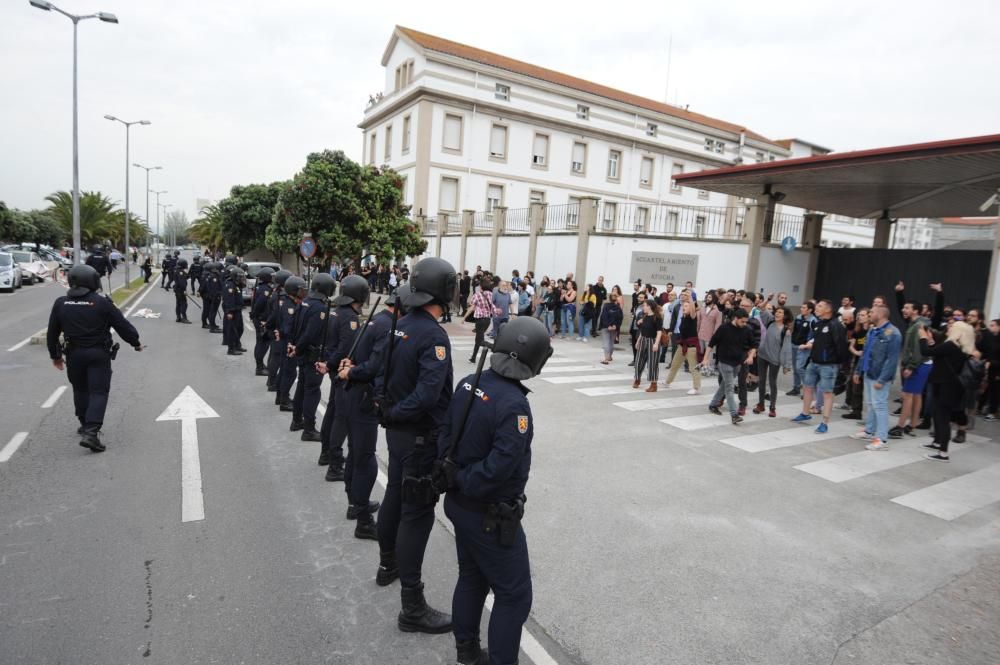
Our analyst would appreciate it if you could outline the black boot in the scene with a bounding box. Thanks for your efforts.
[376,551,398,586]
[78,426,106,453]
[318,452,331,466]
[267,385,278,393]
[300,429,321,442]
[346,500,380,520]
[456,639,489,665]
[181,318,193,324]
[289,420,304,432]
[325,465,344,482]
[227,348,242,355]
[278,402,294,412]
[354,512,378,541]
[255,365,267,376]
[953,430,966,443]
[398,583,452,634]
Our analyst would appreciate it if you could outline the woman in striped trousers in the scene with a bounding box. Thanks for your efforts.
[633,300,662,392]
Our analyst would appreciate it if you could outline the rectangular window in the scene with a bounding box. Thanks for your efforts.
[670,163,683,192]
[384,125,392,160]
[667,211,679,234]
[394,67,401,92]
[568,196,581,227]
[646,122,657,137]
[486,184,503,216]
[439,176,459,212]
[639,156,653,187]
[576,104,589,120]
[607,149,621,180]
[369,134,376,165]
[698,189,709,200]
[602,202,617,230]
[695,215,706,237]
[715,141,725,154]
[704,138,715,152]
[531,133,548,167]
[407,61,414,85]
[443,114,462,153]
[402,115,411,153]
[571,142,586,175]
[754,151,765,163]
[495,83,510,101]
[529,189,546,204]
[636,206,649,231]
[489,124,507,160]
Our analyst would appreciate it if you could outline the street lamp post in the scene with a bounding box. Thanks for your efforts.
[150,190,167,263]
[134,163,162,257]
[30,0,118,265]
[160,204,173,249]
[105,115,150,285]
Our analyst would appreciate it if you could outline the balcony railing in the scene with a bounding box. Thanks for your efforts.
[597,202,745,240]
[544,203,580,232]
[505,207,530,233]
[472,211,493,232]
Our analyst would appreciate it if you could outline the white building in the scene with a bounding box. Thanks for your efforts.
[360,26,793,235]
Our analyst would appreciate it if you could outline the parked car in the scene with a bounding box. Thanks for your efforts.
[242,261,282,303]
[0,252,23,292]
[7,243,72,269]
[9,250,51,284]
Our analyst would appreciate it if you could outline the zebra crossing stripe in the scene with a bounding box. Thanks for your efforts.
[612,395,706,411]
[541,374,634,384]
[890,462,1000,520]
[540,365,614,374]
[662,403,801,431]
[718,421,855,453]
[794,439,944,483]
[577,382,692,397]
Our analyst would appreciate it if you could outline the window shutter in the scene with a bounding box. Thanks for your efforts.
[532,135,547,164]
[640,158,652,184]
[441,178,458,211]
[443,115,461,151]
[490,126,506,157]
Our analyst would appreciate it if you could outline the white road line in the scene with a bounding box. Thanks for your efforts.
[891,462,1000,520]
[537,357,577,365]
[719,420,855,453]
[7,329,44,352]
[661,403,802,431]
[793,437,978,483]
[41,386,67,409]
[123,279,161,318]
[612,395,707,411]
[541,373,634,384]
[539,364,612,374]
[0,432,29,463]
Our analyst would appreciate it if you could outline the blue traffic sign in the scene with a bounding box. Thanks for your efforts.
[781,236,797,253]
[299,236,316,259]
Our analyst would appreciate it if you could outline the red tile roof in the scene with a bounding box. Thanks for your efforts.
[940,217,998,226]
[395,26,779,146]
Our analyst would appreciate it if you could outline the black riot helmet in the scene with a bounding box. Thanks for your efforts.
[284,276,307,300]
[174,250,180,257]
[192,255,201,264]
[384,290,398,308]
[256,267,274,284]
[227,265,244,285]
[332,274,369,306]
[224,255,238,266]
[273,269,292,288]
[309,273,337,300]
[403,257,456,308]
[490,316,553,381]
[67,264,101,297]
[176,258,189,270]
[206,261,219,274]
[90,244,103,254]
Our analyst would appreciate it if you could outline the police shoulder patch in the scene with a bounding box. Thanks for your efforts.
[228,288,234,293]
[517,415,529,434]
[350,320,358,330]
[435,345,447,361]
[287,307,295,314]
[320,311,326,320]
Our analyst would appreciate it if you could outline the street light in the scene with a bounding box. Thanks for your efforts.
[134,163,162,260]
[30,0,118,265]
[105,116,150,285]
[160,203,173,249]
[150,190,167,262]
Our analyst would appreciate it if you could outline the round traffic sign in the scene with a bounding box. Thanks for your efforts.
[299,236,317,259]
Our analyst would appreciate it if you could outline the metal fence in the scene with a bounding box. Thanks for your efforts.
[597,201,745,240]
[472,211,493,232]
[544,203,580,232]
[423,217,438,235]
[505,207,530,234]
[441,213,462,234]
[770,212,803,244]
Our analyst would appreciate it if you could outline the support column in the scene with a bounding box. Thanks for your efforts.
[459,209,474,275]
[489,206,507,273]
[873,216,894,249]
[576,197,599,291]
[743,203,765,290]
[527,202,546,277]
[985,225,1000,320]
[435,214,445,258]
[802,212,826,300]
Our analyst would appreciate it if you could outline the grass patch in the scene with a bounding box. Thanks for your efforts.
[112,275,149,307]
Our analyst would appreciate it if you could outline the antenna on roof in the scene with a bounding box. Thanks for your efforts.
[663,34,672,104]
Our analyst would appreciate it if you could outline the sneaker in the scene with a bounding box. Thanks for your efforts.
[842,412,863,420]
[924,453,950,463]
[952,431,966,443]
[850,431,874,441]
[791,413,812,423]
[887,426,904,440]
[809,406,821,415]
[922,442,941,450]
[768,407,776,418]
[731,415,744,425]
[915,419,931,430]
[662,382,672,390]
[865,439,889,451]
[891,407,902,416]
[904,425,916,437]
[627,361,636,367]
[984,414,997,422]
[686,388,700,395]
[737,406,746,417]
[815,422,829,434]
[785,388,801,396]
[708,404,722,416]
[752,403,765,414]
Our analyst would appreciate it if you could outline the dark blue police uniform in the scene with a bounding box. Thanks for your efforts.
[173,267,189,321]
[222,278,244,352]
[46,292,141,431]
[374,307,453,588]
[290,296,327,432]
[200,271,220,329]
[251,282,272,367]
[318,306,352,472]
[275,296,300,406]
[85,253,113,278]
[189,261,202,295]
[440,369,533,665]
[263,286,287,391]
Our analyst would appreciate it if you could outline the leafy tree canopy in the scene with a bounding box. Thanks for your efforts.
[218,182,285,256]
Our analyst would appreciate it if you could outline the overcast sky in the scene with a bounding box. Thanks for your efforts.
[1,0,997,225]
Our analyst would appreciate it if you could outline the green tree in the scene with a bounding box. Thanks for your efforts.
[44,191,119,245]
[218,182,285,255]
[0,201,14,240]
[267,150,425,263]
[190,204,226,253]
[104,210,148,249]
[13,209,66,247]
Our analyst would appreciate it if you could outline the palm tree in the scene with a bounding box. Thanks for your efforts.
[189,204,226,254]
[44,191,119,247]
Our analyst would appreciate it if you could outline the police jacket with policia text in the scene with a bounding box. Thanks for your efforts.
[47,292,140,358]
[809,317,848,365]
[437,369,532,502]
[375,308,453,432]
[291,296,327,362]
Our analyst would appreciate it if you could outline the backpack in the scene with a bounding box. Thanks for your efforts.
[957,356,986,393]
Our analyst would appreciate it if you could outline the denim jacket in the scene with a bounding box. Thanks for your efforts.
[855,323,902,383]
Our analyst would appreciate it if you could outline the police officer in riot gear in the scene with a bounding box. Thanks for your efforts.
[173,258,192,324]
[160,252,176,289]
[373,257,456,634]
[189,255,203,295]
[200,262,223,331]
[276,276,307,410]
[223,265,246,355]
[434,316,551,665]
[288,273,335,441]
[264,270,293,392]
[250,267,275,375]
[85,244,113,279]
[47,265,143,452]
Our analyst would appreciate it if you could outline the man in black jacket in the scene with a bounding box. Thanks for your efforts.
[591,275,607,337]
[792,299,847,434]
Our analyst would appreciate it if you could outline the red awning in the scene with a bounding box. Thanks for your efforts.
[673,133,1000,219]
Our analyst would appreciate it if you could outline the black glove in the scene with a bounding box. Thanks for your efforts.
[376,400,394,427]
[431,458,459,494]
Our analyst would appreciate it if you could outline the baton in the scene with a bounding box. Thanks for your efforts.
[185,292,202,309]
[442,340,492,462]
[339,296,382,387]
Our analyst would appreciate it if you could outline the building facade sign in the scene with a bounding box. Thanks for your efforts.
[630,251,699,286]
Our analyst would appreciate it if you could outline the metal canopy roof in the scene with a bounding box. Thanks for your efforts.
[672,133,1000,219]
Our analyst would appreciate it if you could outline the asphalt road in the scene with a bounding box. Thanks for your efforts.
[0,275,997,665]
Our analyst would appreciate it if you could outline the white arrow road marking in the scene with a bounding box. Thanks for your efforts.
[156,386,219,523]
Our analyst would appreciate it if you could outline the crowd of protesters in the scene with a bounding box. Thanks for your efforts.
[453,266,998,464]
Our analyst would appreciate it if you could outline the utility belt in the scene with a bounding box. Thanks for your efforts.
[450,492,527,546]
[401,432,439,508]
[64,339,120,360]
